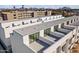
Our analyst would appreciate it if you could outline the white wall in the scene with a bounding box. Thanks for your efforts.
[40,30,44,37]
[51,26,54,32]
[11,31,34,53]
[0,27,11,47]
[23,35,29,46]
[58,24,61,28]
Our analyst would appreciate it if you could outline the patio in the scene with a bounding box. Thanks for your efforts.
[30,37,53,53]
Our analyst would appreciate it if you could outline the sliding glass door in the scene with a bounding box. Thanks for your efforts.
[29,32,39,43]
[44,28,51,36]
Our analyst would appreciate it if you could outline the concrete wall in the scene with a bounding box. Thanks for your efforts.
[23,35,29,46]
[51,26,54,32]
[0,26,10,48]
[11,31,34,53]
[40,30,44,37]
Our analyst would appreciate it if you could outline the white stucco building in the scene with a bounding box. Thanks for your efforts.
[0,15,79,53]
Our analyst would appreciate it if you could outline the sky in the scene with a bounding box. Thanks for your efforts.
[0,5,79,9]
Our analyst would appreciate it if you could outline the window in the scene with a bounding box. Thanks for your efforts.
[30,21,32,23]
[31,13,34,17]
[54,25,58,31]
[37,18,42,22]
[12,23,15,27]
[22,22,24,25]
[14,17,16,19]
[71,20,73,23]
[44,28,51,36]
[13,14,16,16]
[29,32,39,43]
[74,19,75,22]
[67,21,69,25]
[61,23,64,28]
[73,35,75,37]
[45,18,47,20]
[2,14,8,21]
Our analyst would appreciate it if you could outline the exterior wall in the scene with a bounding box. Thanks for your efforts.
[1,12,14,21]
[23,35,29,46]
[46,11,52,16]
[40,30,44,37]
[0,16,2,21]
[64,22,67,25]
[0,26,10,48]
[60,41,67,53]
[11,31,34,53]
[58,24,61,28]
[51,26,54,32]
[7,13,14,21]
[34,11,46,17]
[69,20,71,24]
[1,10,52,20]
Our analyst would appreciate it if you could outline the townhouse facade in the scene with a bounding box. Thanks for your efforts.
[0,15,79,53]
[1,10,52,21]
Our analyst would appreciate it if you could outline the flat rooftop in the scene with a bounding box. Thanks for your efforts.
[14,16,78,36]
[30,36,53,52]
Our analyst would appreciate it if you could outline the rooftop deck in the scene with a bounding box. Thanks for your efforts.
[30,37,53,53]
